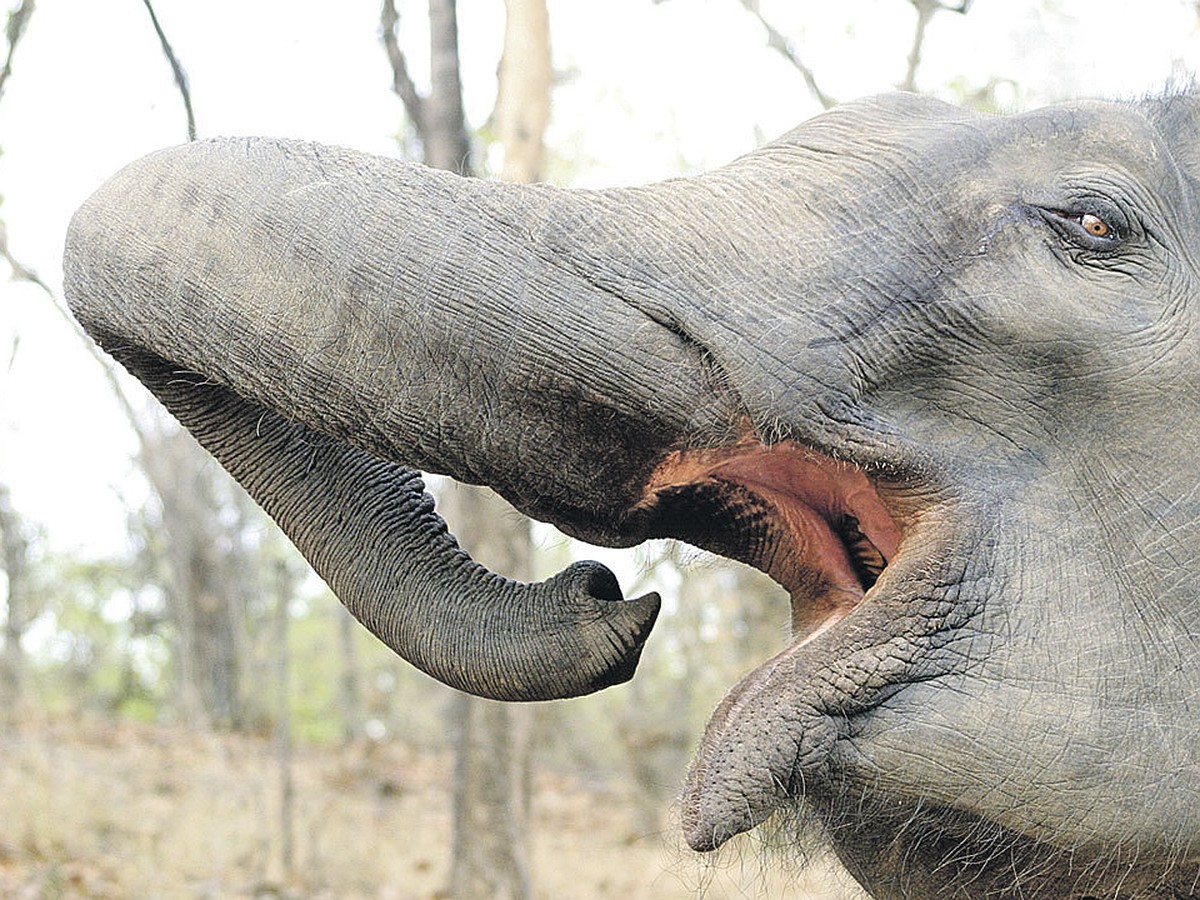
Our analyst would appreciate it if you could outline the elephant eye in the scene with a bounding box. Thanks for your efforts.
[1080,213,1110,238]
[1031,201,1128,254]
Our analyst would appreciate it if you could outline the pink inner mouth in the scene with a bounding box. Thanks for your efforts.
[642,439,902,638]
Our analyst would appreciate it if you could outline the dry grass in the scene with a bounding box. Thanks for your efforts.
[0,717,864,899]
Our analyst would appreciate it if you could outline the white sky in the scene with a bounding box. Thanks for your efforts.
[1,0,1199,556]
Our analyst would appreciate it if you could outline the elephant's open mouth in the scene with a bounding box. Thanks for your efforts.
[640,440,903,641]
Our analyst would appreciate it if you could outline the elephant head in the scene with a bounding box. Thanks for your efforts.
[64,92,1200,898]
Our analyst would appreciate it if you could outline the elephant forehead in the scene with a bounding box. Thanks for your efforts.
[767,96,1185,224]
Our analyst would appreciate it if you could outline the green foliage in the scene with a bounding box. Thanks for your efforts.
[22,545,168,716]
[285,595,343,743]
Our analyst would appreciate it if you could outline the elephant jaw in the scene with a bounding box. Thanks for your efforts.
[637,438,923,851]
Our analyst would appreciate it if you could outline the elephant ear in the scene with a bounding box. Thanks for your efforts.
[1142,92,1200,190]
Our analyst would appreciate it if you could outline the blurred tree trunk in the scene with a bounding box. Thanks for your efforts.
[337,603,363,743]
[424,0,472,175]
[442,486,535,900]
[272,556,296,881]
[0,481,31,724]
[139,420,248,729]
[494,0,550,183]
[382,1,549,895]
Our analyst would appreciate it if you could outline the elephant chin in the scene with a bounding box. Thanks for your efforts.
[626,435,969,854]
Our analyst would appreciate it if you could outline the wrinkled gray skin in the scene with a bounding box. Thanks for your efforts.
[64,93,1200,898]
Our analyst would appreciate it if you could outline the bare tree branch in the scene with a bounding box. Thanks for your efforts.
[0,224,149,441]
[902,0,974,93]
[0,1,35,377]
[380,0,426,136]
[0,222,44,291]
[901,0,937,93]
[0,0,34,106]
[140,0,197,141]
[0,0,155,433]
[738,0,836,110]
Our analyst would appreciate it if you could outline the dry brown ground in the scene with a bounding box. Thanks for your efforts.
[0,717,865,899]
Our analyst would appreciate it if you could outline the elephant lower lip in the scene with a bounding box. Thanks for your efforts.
[639,438,902,640]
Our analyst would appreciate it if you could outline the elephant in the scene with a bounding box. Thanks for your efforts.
[62,91,1200,898]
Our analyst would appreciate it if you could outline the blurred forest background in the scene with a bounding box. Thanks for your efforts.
[1,2,1199,898]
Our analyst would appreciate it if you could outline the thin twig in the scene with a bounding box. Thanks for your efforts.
[902,0,974,93]
[140,0,197,141]
[380,0,425,134]
[0,226,150,442]
[0,0,35,107]
[901,0,937,93]
[738,0,836,110]
[0,0,36,374]
[0,222,45,292]
[0,1,148,433]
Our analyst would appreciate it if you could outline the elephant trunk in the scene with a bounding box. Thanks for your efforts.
[63,137,736,700]
[99,343,660,701]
